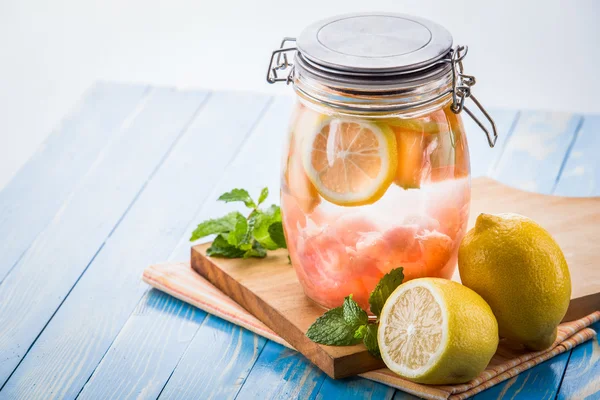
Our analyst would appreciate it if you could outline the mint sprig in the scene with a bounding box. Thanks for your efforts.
[369,268,405,317]
[305,267,405,358]
[190,187,286,258]
[306,296,366,346]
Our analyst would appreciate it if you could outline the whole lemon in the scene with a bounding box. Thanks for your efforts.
[458,213,571,350]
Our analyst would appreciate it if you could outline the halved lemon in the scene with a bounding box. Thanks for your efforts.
[378,278,498,385]
[302,118,397,206]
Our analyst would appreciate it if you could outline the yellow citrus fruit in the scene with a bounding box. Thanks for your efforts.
[458,213,571,350]
[302,118,397,206]
[378,278,498,384]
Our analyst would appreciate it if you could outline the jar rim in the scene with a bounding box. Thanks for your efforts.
[292,54,455,115]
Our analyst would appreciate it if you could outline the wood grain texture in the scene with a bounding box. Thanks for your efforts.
[474,352,572,400]
[78,289,204,400]
[474,111,591,400]
[492,111,582,194]
[192,244,386,379]
[392,390,422,400]
[0,91,276,399]
[0,87,208,393]
[233,341,326,400]
[554,115,600,197]
[317,377,396,400]
[557,321,600,399]
[0,82,149,282]
[74,92,273,400]
[158,315,268,400]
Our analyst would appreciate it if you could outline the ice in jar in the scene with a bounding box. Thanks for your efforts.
[281,101,470,310]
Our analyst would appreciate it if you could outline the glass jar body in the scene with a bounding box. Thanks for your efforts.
[281,96,471,311]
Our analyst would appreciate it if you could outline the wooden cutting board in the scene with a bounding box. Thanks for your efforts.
[191,177,600,379]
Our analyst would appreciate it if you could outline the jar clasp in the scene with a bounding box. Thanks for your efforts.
[266,38,297,85]
[447,46,498,148]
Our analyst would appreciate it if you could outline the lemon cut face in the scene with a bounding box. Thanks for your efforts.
[379,282,447,377]
[302,118,397,206]
[377,278,498,385]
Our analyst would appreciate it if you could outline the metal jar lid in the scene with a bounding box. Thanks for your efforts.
[266,13,498,147]
[297,13,453,75]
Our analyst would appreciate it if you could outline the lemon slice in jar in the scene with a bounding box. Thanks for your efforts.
[378,278,498,385]
[302,119,397,206]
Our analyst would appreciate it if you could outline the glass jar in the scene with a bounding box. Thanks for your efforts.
[267,13,497,311]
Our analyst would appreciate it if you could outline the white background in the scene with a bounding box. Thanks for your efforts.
[1,0,599,191]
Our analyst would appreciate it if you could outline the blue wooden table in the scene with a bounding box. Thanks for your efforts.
[0,82,598,400]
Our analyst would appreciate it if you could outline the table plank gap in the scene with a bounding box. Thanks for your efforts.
[551,116,585,194]
[554,115,600,197]
[233,341,326,400]
[491,111,582,194]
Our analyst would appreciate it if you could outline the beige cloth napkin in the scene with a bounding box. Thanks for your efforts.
[143,262,598,400]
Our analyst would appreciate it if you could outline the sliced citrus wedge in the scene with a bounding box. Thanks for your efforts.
[302,119,397,206]
[378,278,498,385]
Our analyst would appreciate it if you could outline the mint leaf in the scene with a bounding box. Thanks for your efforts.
[243,241,267,258]
[190,211,241,241]
[343,295,368,327]
[227,213,249,247]
[191,186,284,259]
[353,324,367,340]
[218,189,256,209]
[268,221,287,249]
[253,205,282,250]
[363,324,381,359]
[369,268,404,317]
[206,234,246,258]
[258,187,269,206]
[306,307,363,346]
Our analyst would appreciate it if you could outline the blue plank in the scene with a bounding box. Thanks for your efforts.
[463,108,520,178]
[316,377,395,400]
[73,92,273,400]
[492,111,582,193]
[0,87,208,390]
[77,290,204,399]
[557,321,600,400]
[0,82,149,282]
[475,352,571,400]
[234,342,326,400]
[554,115,600,197]
[158,316,268,399]
[392,390,422,400]
[0,91,272,399]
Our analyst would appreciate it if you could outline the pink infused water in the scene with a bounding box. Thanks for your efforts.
[281,102,471,311]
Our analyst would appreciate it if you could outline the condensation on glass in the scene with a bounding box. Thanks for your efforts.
[266,13,497,311]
